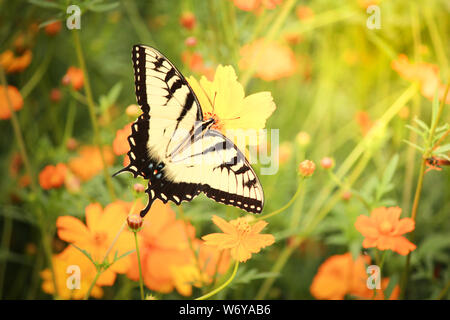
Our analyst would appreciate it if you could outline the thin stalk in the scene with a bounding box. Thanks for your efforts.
[72,30,116,200]
[0,215,12,298]
[134,231,144,300]
[0,67,58,298]
[196,260,239,300]
[400,84,449,299]
[253,178,304,222]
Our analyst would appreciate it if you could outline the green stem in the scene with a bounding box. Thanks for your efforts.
[134,231,144,300]
[72,29,116,200]
[253,178,304,222]
[0,67,58,298]
[400,84,449,299]
[0,215,12,298]
[84,271,101,300]
[196,260,239,300]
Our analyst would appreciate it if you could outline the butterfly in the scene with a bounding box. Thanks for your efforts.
[114,45,264,217]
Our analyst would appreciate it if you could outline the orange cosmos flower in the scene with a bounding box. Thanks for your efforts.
[232,0,282,12]
[180,11,196,30]
[0,85,23,120]
[0,49,32,73]
[41,245,104,299]
[310,253,399,300]
[278,141,293,165]
[126,200,196,293]
[68,145,114,181]
[182,51,214,80]
[56,201,140,282]
[202,215,275,262]
[39,163,67,190]
[391,54,449,104]
[113,123,132,156]
[45,21,62,36]
[355,206,416,255]
[239,38,297,81]
[62,67,84,91]
[295,5,314,20]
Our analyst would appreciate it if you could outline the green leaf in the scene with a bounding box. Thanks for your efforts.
[433,143,450,154]
[88,2,120,12]
[384,274,399,300]
[414,117,430,132]
[71,244,97,266]
[430,90,440,129]
[403,139,424,152]
[28,0,65,10]
[405,124,426,138]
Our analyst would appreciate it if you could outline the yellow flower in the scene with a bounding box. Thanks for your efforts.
[202,215,275,262]
[187,65,276,147]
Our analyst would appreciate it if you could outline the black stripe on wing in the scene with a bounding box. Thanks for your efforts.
[132,45,203,122]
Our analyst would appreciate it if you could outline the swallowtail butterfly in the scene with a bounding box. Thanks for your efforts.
[114,45,264,217]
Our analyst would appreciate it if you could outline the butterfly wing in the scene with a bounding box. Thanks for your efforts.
[116,45,264,216]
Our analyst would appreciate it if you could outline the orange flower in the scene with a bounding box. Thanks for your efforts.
[355,111,373,136]
[41,246,104,299]
[310,253,399,300]
[45,21,62,36]
[355,206,416,255]
[391,54,449,104]
[180,11,196,30]
[56,201,139,282]
[126,200,197,293]
[39,163,67,190]
[0,49,32,73]
[62,67,84,91]
[202,215,275,262]
[182,51,214,80]
[295,5,314,20]
[113,123,132,156]
[232,0,282,12]
[0,85,23,120]
[239,38,297,81]
[68,145,114,181]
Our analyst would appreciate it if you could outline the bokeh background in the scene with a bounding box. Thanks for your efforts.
[0,0,449,300]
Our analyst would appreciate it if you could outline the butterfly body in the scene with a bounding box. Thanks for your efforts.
[115,45,264,217]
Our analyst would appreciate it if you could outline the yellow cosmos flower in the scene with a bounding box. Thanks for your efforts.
[187,65,276,147]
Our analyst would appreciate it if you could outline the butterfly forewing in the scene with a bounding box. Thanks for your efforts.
[115,44,264,217]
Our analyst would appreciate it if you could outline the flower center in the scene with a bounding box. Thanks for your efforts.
[203,111,223,131]
[234,219,251,235]
[379,221,393,234]
[93,232,108,245]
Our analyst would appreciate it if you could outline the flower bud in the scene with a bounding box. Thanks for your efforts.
[127,214,143,231]
[341,190,352,201]
[126,104,141,118]
[180,11,196,30]
[50,88,62,103]
[298,160,315,177]
[320,157,334,169]
[295,131,310,147]
[133,183,146,193]
[185,36,197,47]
